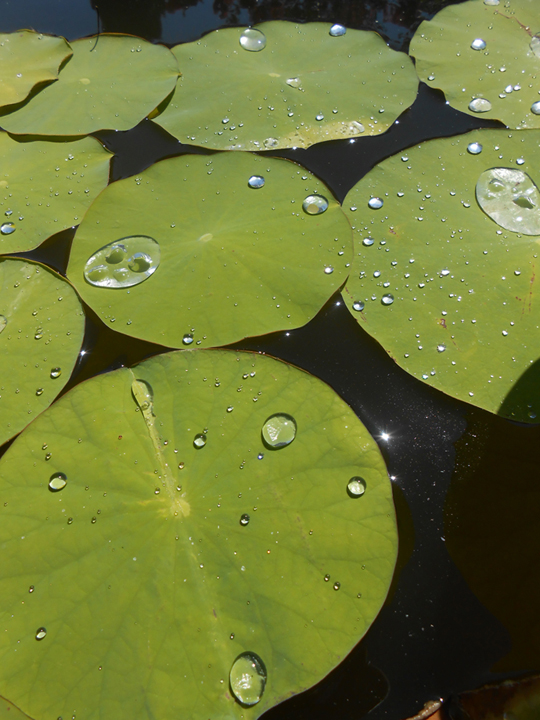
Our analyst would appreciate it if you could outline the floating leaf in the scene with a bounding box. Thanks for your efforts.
[154,21,418,150]
[411,0,540,129]
[66,152,352,348]
[342,128,540,422]
[0,258,84,445]
[0,349,397,720]
[0,132,111,253]
[0,695,33,720]
[0,30,72,109]
[0,34,179,136]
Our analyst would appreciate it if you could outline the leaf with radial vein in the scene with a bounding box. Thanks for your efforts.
[410,0,540,129]
[0,349,397,720]
[0,31,72,109]
[0,258,85,445]
[342,128,540,423]
[0,34,179,136]
[154,21,418,150]
[0,133,111,253]
[66,152,352,348]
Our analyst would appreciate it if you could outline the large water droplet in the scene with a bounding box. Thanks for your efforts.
[531,101,540,115]
[262,413,297,449]
[193,433,207,449]
[347,477,366,497]
[476,167,540,235]
[302,195,328,215]
[84,236,160,289]
[352,300,365,312]
[329,24,346,37]
[530,34,540,58]
[230,652,267,707]
[470,38,486,51]
[48,472,67,492]
[0,315,7,333]
[467,142,483,155]
[381,294,394,306]
[368,197,383,209]
[468,98,492,113]
[240,513,250,526]
[50,367,62,379]
[131,379,153,412]
[264,137,278,149]
[239,28,267,52]
[248,175,265,189]
[362,237,374,246]
[437,344,446,353]
[0,222,15,235]
[183,334,194,345]
[35,627,47,640]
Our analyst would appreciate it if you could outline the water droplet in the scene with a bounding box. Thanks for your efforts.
[302,194,328,215]
[329,24,346,36]
[324,266,334,274]
[531,101,540,115]
[35,627,47,640]
[368,197,383,209]
[381,294,394,306]
[530,34,540,58]
[230,652,267,707]
[476,167,540,234]
[362,237,374,246]
[67,517,73,524]
[467,142,483,155]
[240,514,250,526]
[352,300,365,312]
[471,38,486,51]
[286,77,301,88]
[29,586,34,593]
[248,175,265,189]
[183,334,194,345]
[468,98,492,113]
[324,574,330,581]
[48,473,67,492]
[262,413,297,449]
[84,236,160,289]
[193,433,207,449]
[239,28,267,52]
[437,344,446,353]
[50,367,61,379]
[315,113,324,121]
[0,222,15,235]
[483,0,499,4]
[516,158,525,166]
[131,379,153,413]
[263,137,278,149]
[347,477,366,497]
[333,582,340,591]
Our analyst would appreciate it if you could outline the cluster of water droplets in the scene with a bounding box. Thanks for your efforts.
[84,236,160,289]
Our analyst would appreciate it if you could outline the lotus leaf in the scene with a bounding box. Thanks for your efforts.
[0,696,32,720]
[0,31,72,109]
[154,21,418,150]
[0,34,179,136]
[342,128,540,422]
[0,258,84,445]
[410,0,540,129]
[0,348,397,720]
[0,132,111,253]
[66,152,352,348]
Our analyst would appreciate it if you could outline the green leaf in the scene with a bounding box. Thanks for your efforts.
[0,132,111,253]
[0,34,179,136]
[154,21,418,150]
[66,152,353,348]
[0,348,397,720]
[0,31,72,109]
[0,696,33,720]
[0,258,85,445]
[342,128,540,422]
[410,0,540,129]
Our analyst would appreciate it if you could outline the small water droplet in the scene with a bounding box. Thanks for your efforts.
[132,379,153,412]
[437,344,446,353]
[286,77,301,88]
[352,300,365,312]
[467,142,483,155]
[324,266,334,275]
[183,333,194,345]
[29,586,34,593]
[0,222,15,235]
[329,24,346,36]
[362,237,374,246]
[470,38,486,51]
[91,516,97,523]
[315,113,324,121]
[333,581,340,591]
[193,433,207,449]
[476,167,540,234]
[239,28,267,52]
[324,574,330,582]
[50,367,61,379]
[516,158,525,165]
[468,98,492,113]
[248,175,265,189]
[483,0,499,4]
[67,517,73,524]
[48,472,67,492]
[368,197,383,209]
[227,405,234,413]
[381,294,394,306]
[302,194,328,215]
[240,514,250,526]
[84,236,160,289]
[531,101,540,115]
[262,413,297,449]
[530,34,540,59]
[35,627,47,640]
[263,137,278,149]
[230,652,267,706]
[347,477,366,497]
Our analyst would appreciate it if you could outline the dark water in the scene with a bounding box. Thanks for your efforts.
[1,1,538,719]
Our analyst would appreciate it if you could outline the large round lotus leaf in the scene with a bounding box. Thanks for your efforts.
[342,128,540,423]
[66,152,352,348]
[0,258,84,445]
[0,31,72,109]
[0,348,397,720]
[0,34,179,136]
[410,0,540,129]
[0,133,111,253]
[154,21,418,150]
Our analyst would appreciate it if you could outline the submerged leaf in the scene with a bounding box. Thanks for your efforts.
[342,128,540,422]
[0,31,72,109]
[67,152,352,348]
[154,21,418,150]
[0,349,397,720]
[411,0,540,129]
[0,34,179,136]
[0,258,84,445]
[0,132,111,253]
